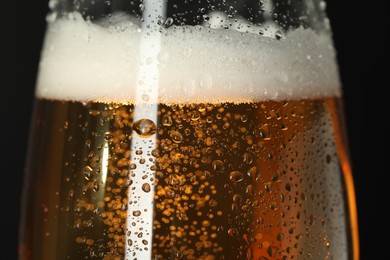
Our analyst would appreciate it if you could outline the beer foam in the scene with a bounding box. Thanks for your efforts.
[36,12,341,103]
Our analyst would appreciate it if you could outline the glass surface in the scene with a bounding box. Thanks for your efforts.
[19,0,359,259]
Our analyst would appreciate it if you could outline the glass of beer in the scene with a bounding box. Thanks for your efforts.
[19,0,359,259]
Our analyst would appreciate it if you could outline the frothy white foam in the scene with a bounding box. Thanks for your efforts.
[36,12,341,103]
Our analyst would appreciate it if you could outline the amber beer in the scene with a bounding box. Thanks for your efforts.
[19,10,358,260]
[19,97,355,259]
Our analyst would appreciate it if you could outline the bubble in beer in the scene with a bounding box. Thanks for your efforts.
[133,119,156,138]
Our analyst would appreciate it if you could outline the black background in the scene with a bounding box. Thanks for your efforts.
[6,0,388,259]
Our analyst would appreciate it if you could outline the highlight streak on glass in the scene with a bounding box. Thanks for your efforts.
[125,0,166,258]
[101,142,109,184]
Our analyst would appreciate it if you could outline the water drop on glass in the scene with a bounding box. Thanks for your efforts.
[83,166,93,180]
[141,94,149,102]
[228,227,238,237]
[212,160,224,172]
[164,17,174,28]
[142,183,151,193]
[275,30,283,40]
[133,119,156,138]
[171,131,183,143]
[162,114,173,126]
[247,166,259,181]
[230,171,244,183]
[133,210,141,217]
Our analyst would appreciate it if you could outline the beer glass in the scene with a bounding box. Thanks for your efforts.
[19,0,359,259]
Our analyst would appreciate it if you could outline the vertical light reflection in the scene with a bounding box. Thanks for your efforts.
[125,0,166,258]
[101,142,109,184]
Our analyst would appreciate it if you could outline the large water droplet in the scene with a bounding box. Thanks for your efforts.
[133,119,156,138]
[230,171,244,183]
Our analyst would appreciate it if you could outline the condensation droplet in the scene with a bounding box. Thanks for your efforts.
[243,152,253,164]
[133,210,141,217]
[191,111,200,121]
[212,160,224,172]
[133,119,156,138]
[230,171,244,183]
[93,181,99,192]
[275,30,283,40]
[164,17,174,28]
[247,166,259,181]
[246,184,254,196]
[285,182,291,192]
[326,154,332,164]
[228,227,238,237]
[171,131,183,143]
[142,183,151,193]
[267,246,279,257]
[83,166,93,180]
[162,114,173,126]
[141,94,149,102]
[209,199,218,207]
[104,132,113,141]
[197,104,206,112]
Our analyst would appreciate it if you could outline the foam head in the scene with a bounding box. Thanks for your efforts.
[36,12,341,104]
